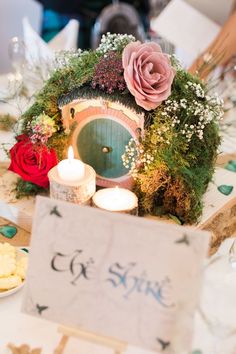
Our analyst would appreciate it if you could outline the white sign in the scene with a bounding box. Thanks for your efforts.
[23,196,209,353]
[186,0,234,26]
[151,0,221,65]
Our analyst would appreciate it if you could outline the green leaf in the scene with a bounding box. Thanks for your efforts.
[224,160,236,172]
[192,351,203,354]
[168,214,182,225]
[0,225,17,238]
[217,184,234,195]
[14,178,47,199]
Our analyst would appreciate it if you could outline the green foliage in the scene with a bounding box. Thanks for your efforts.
[14,178,47,199]
[15,40,222,224]
[127,68,222,224]
[47,132,69,161]
[21,50,102,130]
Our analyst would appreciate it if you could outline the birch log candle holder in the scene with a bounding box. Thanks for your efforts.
[92,187,138,215]
[48,146,96,205]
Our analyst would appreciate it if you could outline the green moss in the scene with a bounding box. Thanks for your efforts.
[132,69,222,224]
[47,131,69,161]
[15,48,222,224]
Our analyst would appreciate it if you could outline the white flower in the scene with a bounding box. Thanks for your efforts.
[97,33,135,54]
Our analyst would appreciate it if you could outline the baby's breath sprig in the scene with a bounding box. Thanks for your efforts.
[97,33,135,55]
[122,138,154,178]
[158,79,224,142]
[54,49,83,69]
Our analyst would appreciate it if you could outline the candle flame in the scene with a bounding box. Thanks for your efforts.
[68,146,74,162]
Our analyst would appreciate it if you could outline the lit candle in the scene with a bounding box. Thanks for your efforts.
[57,146,85,182]
[92,187,138,214]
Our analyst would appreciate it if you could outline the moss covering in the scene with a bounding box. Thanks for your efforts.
[128,70,222,223]
[14,37,222,224]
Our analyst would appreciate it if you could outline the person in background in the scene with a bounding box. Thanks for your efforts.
[36,0,150,49]
[189,8,236,79]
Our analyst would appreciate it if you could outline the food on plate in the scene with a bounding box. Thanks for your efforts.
[0,242,28,291]
[0,254,16,277]
[15,257,28,280]
[0,275,22,290]
[0,242,16,258]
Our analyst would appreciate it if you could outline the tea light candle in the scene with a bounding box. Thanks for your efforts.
[57,146,85,182]
[48,146,96,205]
[92,187,138,214]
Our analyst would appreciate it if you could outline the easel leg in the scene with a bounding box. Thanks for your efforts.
[54,335,69,354]
[55,325,127,354]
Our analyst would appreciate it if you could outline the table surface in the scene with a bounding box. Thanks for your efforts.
[1,74,236,354]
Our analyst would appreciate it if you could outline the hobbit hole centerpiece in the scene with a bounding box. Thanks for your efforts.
[7,33,223,224]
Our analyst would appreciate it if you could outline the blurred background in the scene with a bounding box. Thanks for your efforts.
[0,0,235,73]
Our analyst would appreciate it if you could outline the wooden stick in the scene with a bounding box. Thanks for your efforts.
[55,325,127,354]
[54,335,69,354]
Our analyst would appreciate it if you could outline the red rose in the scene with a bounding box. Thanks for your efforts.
[8,135,58,188]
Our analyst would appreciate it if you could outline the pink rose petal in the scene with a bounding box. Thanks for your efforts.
[122,41,175,110]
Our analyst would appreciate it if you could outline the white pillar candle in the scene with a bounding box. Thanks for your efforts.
[57,146,85,182]
[92,187,138,213]
[48,163,96,205]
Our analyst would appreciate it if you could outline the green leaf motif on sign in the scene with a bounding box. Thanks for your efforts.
[175,234,190,246]
[0,225,17,238]
[224,160,236,172]
[217,185,234,196]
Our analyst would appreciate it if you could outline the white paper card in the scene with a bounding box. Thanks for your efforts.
[23,196,209,353]
[186,0,235,26]
[151,0,221,59]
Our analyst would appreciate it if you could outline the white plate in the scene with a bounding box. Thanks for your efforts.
[0,248,28,298]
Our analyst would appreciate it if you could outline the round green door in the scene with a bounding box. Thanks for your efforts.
[77,118,132,178]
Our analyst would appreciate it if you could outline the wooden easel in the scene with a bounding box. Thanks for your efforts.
[54,325,127,354]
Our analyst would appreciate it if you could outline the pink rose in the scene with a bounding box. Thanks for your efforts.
[122,41,175,110]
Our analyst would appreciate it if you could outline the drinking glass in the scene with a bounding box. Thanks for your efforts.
[8,37,26,80]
